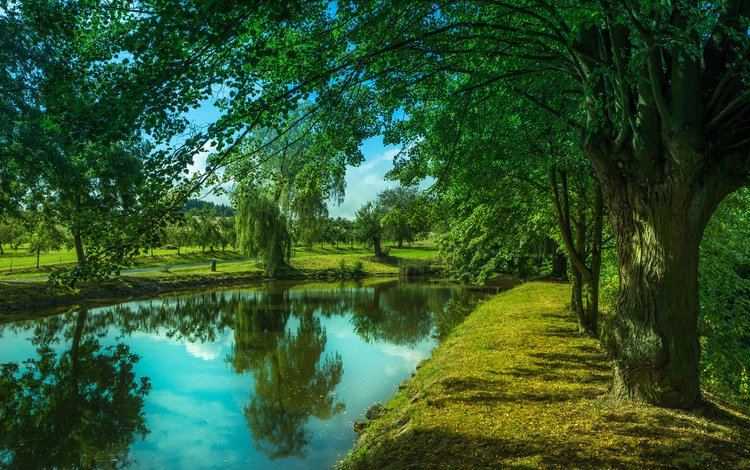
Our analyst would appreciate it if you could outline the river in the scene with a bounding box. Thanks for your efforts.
[0,279,494,469]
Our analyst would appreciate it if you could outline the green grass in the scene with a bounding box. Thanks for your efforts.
[0,245,243,277]
[342,282,750,469]
[0,241,439,280]
[0,242,442,314]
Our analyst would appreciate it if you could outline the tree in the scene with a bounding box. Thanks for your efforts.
[207,0,750,408]
[697,189,750,408]
[235,188,291,275]
[354,202,386,258]
[187,207,223,253]
[1,2,226,287]
[217,216,236,251]
[292,192,329,250]
[26,211,68,269]
[165,221,192,255]
[377,186,423,248]
[0,217,25,254]
[224,103,355,253]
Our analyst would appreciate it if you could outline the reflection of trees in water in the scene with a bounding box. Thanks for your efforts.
[108,291,238,342]
[347,282,464,346]
[224,290,344,459]
[0,281,480,464]
[227,290,293,373]
[0,310,150,469]
[238,313,344,459]
[432,297,482,341]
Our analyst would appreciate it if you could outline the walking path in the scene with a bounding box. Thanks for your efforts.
[1,258,251,283]
[342,282,750,469]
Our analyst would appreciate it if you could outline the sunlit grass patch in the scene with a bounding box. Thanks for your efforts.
[342,282,750,469]
[0,244,440,314]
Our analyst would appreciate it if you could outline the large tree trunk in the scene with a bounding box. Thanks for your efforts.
[397,238,403,249]
[373,237,383,258]
[73,230,85,264]
[598,142,721,408]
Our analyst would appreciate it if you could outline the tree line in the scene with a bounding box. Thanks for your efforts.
[2,1,749,410]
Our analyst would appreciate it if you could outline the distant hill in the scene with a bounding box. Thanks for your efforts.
[184,198,235,216]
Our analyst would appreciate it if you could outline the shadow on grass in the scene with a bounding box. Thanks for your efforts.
[350,414,750,469]
[347,291,750,469]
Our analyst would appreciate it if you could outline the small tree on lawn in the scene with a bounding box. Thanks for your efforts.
[354,202,386,258]
[27,215,68,269]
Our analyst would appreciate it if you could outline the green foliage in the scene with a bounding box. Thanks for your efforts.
[235,189,291,275]
[184,198,234,216]
[699,189,750,409]
[292,192,329,250]
[325,217,355,247]
[0,311,150,468]
[337,259,365,278]
[353,202,384,250]
[165,221,192,254]
[0,217,25,253]
[438,198,555,284]
[398,260,429,278]
[377,186,427,247]
[26,213,68,267]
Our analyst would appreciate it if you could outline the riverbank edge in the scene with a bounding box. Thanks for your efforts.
[340,282,750,469]
[0,261,416,317]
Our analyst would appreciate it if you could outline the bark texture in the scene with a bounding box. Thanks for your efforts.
[597,138,724,408]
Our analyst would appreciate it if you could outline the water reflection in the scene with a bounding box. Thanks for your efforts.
[0,310,150,469]
[241,314,344,459]
[0,280,490,468]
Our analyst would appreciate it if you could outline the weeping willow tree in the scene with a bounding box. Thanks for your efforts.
[224,103,353,251]
[235,188,291,275]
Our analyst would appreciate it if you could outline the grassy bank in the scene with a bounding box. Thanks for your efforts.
[0,244,440,315]
[343,282,750,469]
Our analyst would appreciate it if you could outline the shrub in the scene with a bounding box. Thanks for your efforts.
[399,260,429,277]
[351,260,364,276]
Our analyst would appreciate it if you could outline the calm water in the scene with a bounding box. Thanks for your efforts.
[0,280,490,469]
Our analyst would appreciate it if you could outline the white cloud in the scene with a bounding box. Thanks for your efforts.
[376,343,430,370]
[186,140,216,177]
[184,330,234,361]
[328,147,401,219]
[131,390,248,469]
[131,328,233,363]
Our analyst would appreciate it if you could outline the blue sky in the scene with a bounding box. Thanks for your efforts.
[184,100,403,219]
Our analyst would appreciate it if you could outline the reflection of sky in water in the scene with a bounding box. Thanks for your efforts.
[0,282,470,470]
[123,313,434,469]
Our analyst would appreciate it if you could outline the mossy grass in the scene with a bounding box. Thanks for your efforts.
[342,282,750,469]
